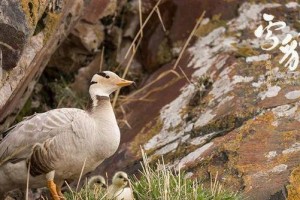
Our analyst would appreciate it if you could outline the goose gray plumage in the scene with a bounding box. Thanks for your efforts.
[0,71,133,200]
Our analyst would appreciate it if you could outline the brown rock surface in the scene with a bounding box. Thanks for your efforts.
[95,1,300,200]
[0,0,111,131]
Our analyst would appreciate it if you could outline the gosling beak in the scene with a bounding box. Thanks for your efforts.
[123,177,129,182]
[102,184,107,189]
[116,79,134,87]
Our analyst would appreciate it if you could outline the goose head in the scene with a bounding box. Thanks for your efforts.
[112,171,129,187]
[87,175,107,189]
[89,71,134,98]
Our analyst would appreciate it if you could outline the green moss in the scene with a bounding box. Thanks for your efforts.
[195,14,227,37]
[191,109,258,139]
[43,12,61,43]
[15,98,33,123]
[231,43,259,58]
[156,38,173,66]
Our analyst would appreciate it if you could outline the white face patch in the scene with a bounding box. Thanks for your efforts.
[89,71,122,99]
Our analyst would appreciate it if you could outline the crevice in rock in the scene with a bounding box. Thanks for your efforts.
[28,2,34,19]
[33,12,48,36]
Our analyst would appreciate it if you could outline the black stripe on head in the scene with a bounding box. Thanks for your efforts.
[97,72,110,79]
[90,81,97,85]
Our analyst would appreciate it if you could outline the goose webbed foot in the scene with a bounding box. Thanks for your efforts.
[47,180,60,200]
[46,171,64,200]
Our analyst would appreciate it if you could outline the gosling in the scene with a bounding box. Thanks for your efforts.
[87,175,107,189]
[107,171,134,200]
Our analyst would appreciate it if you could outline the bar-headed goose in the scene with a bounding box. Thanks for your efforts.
[107,171,134,200]
[0,71,133,200]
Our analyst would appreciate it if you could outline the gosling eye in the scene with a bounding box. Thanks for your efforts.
[118,175,123,179]
[90,81,97,85]
[96,180,101,184]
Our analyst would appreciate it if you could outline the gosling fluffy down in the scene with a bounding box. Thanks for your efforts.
[107,171,134,200]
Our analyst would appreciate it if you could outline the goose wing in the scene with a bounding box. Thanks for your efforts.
[0,108,93,165]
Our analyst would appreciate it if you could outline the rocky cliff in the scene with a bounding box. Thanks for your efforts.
[96,1,300,200]
[1,0,300,200]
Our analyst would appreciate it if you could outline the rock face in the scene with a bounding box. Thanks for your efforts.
[0,0,49,70]
[95,1,300,200]
[0,0,111,131]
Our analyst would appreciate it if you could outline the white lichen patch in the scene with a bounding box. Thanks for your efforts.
[232,75,254,84]
[227,3,281,31]
[188,27,235,78]
[144,85,195,150]
[265,151,277,160]
[253,164,288,178]
[285,2,299,9]
[272,104,297,118]
[194,110,216,128]
[184,123,194,133]
[246,54,270,63]
[285,90,300,100]
[160,84,195,129]
[154,141,179,156]
[218,96,234,107]
[189,132,217,146]
[258,86,281,100]
[201,18,210,25]
[209,67,233,100]
[252,80,264,88]
[282,143,300,154]
[269,164,288,173]
[177,142,214,169]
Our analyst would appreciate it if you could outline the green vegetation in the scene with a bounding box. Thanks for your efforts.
[65,151,241,200]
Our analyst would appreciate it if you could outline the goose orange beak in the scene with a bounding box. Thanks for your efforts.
[116,79,134,87]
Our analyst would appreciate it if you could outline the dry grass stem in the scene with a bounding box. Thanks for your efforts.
[99,47,105,72]
[155,7,166,32]
[26,161,30,200]
[112,38,141,108]
[76,158,87,192]
[173,11,206,70]
[138,0,143,38]
[125,0,162,58]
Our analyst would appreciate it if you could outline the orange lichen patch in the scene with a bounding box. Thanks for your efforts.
[21,0,40,27]
[128,118,163,158]
[287,165,300,200]
[209,109,300,199]
[43,12,62,43]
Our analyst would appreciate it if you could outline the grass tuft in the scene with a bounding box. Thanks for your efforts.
[65,150,241,200]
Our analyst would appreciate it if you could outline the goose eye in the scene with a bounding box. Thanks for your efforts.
[97,72,110,79]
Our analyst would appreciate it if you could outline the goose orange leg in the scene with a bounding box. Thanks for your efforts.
[46,171,60,200]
